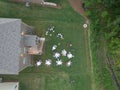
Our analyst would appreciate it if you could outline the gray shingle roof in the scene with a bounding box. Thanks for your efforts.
[23,35,37,47]
[0,18,22,74]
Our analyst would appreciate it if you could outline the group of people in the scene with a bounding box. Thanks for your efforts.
[45,25,64,40]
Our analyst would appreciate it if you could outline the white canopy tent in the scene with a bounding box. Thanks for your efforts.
[56,60,63,66]
[36,60,42,66]
[45,59,52,66]
[66,61,72,67]
[67,52,74,59]
[61,49,67,56]
[53,52,60,58]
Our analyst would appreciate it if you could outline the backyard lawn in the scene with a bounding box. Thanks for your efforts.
[0,0,93,90]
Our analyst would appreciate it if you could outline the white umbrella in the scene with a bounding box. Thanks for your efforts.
[83,24,87,28]
[56,60,63,66]
[54,52,60,58]
[61,49,67,56]
[52,45,57,51]
[66,61,72,67]
[45,59,52,66]
[67,52,74,59]
[36,60,42,66]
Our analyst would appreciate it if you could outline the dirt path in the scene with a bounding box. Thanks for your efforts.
[68,0,89,23]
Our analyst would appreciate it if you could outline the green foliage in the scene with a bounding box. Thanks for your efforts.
[109,38,120,55]
[101,11,108,18]
[84,0,120,89]
[84,0,120,64]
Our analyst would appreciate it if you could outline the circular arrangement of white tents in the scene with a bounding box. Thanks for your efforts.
[36,25,75,67]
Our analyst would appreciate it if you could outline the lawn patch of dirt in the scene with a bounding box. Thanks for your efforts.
[68,0,89,23]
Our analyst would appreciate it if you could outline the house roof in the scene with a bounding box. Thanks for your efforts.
[0,18,22,74]
[23,35,37,46]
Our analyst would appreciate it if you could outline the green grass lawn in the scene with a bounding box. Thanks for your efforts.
[0,0,93,90]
